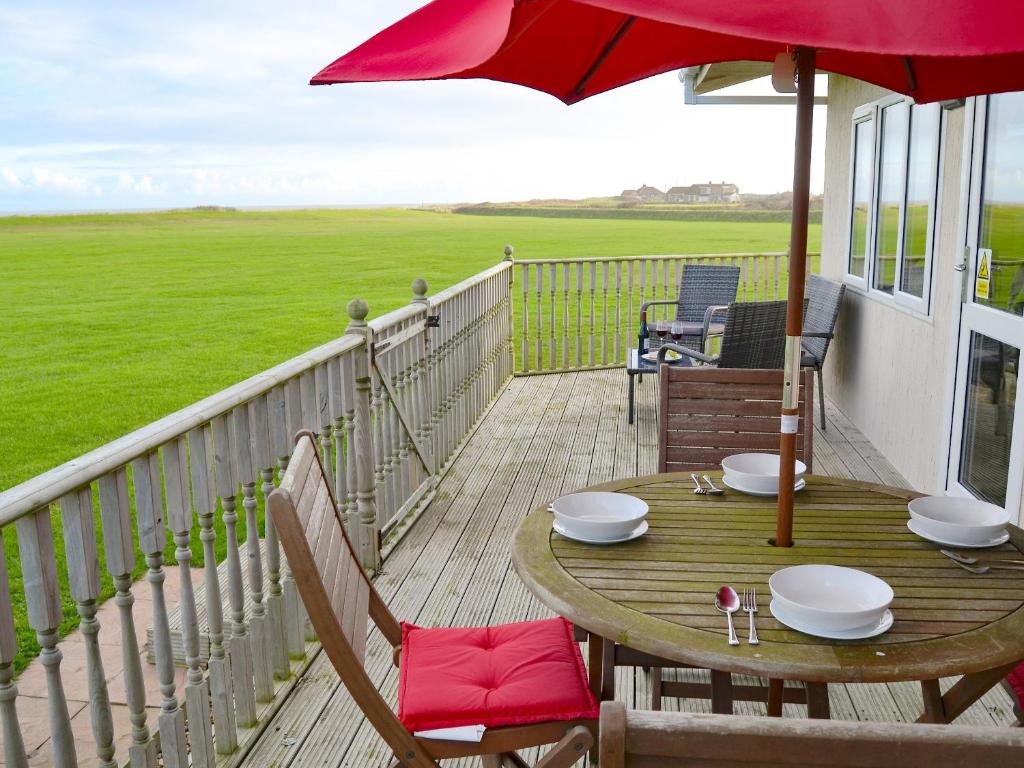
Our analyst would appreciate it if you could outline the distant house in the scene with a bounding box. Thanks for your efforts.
[619,188,641,200]
[636,184,666,202]
[667,181,740,203]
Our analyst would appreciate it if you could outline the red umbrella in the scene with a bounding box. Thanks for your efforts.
[312,0,1024,547]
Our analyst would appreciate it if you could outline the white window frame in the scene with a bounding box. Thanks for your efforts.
[843,95,943,315]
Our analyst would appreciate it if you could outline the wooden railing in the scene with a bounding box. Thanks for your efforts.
[0,263,513,767]
[513,252,816,373]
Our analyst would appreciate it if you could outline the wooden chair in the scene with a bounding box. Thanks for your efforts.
[268,432,596,768]
[598,701,1024,767]
[658,366,815,474]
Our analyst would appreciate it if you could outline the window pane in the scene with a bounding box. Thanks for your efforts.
[849,119,873,279]
[900,104,939,298]
[978,92,1024,317]
[959,332,1019,506]
[874,102,908,294]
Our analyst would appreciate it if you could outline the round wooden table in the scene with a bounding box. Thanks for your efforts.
[511,472,1024,722]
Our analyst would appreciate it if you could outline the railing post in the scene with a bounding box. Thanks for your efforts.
[346,299,382,571]
[266,386,292,680]
[504,245,515,377]
[412,278,436,476]
[17,507,77,768]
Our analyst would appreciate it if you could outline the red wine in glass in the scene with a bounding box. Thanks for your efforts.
[670,322,683,342]
[655,322,668,339]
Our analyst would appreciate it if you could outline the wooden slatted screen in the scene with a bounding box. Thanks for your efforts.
[657,368,814,474]
[270,432,370,662]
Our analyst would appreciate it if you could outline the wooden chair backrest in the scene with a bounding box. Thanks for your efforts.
[599,702,1024,768]
[269,432,430,766]
[658,367,814,473]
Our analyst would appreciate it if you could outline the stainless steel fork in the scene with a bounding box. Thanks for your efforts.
[742,588,759,645]
[691,474,706,494]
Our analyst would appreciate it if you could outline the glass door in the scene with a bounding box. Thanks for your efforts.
[948,93,1024,518]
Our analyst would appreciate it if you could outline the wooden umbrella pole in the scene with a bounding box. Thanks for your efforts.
[775,47,816,548]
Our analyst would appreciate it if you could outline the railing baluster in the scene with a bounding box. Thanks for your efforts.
[60,486,116,768]
[520,264,529,372]
[340,353,362,532]
[245,396,274,702]
[188,423,239,753]
[213,413,257,727]
[534,263,543,370]
[0,528,27,768]
[266,385,292,679]
[561,262,570,369]
[614,261,623,363]
[315,364,334,488]
[282,380,310,656]
[548,262,557,367]
[17,507,76,768]
[626,260,635,355]
[588,261,597,366]
[575,263,584,368]
[98,469,158,767]
[774,253,782,299]
[328,354,348,514]
[162,437,216,768]
[132,451,188,768]
[601,261,610,364]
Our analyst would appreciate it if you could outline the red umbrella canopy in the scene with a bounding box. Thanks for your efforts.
[312,0,1024,104]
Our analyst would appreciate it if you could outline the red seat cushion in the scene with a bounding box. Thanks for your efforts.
[1007,662,1024,709]
[397,617,598,732]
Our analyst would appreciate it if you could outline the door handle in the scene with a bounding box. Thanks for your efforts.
[953,263,968,272]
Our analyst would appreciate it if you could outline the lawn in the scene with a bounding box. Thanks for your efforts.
[1,207,820,670]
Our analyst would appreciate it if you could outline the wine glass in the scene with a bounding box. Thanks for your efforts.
[654,321,669,340]
[670,321,684,342]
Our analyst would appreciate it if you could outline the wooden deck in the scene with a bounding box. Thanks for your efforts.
[245,369,1018,768]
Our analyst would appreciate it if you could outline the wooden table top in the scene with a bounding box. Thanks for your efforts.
[511,472,1024,684]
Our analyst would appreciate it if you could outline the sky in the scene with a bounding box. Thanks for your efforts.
[0,1,827,213]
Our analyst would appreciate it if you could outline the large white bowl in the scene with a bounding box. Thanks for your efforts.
[769,565,893,632]
[907,496,1010,546]
[550,492,648,540]
[720,453,807,494]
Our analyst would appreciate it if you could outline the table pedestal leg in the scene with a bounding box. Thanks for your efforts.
[710,670,733,715]
[805,682,830,719]
[767,678,784,717]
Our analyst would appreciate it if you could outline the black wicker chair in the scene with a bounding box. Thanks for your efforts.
[801,274,846,430]
[656,300,794,369]
[641,264,740,353]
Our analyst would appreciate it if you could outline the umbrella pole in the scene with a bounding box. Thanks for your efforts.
[775,48,816,548]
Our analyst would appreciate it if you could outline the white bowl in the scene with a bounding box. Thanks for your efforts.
[550,492,648,540]
[907,496,1010,546]
[769,565,893,632]
[720,453,807,494]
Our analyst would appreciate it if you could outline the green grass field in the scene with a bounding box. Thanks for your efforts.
[1,207,820,670]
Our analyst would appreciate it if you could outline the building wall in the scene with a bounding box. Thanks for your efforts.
[820,76,966,495]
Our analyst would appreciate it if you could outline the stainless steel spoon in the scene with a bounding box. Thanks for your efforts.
[940,549,1024,566]
[715,586,741,646]
[702,475,726,495]
[952,560,1024,575]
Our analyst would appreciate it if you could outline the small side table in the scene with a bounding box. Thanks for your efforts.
[626,348,690,425]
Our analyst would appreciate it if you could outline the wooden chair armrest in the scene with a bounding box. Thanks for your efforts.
[392,645,402,668]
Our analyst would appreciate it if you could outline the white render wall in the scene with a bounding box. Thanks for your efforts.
[819,76,967,497]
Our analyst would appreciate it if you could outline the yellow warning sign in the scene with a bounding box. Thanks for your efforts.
[976,249,992,300]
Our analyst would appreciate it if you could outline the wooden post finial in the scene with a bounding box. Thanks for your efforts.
[346,298,369,330]
[411,278,428,301]
[503,244,514,261]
